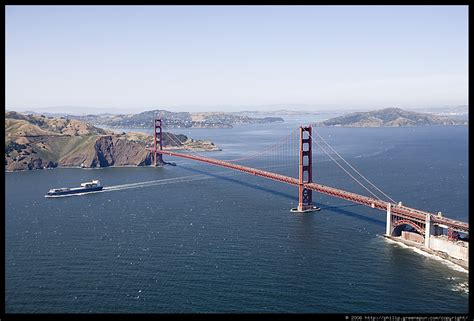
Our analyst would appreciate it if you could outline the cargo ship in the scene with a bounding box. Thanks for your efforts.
[45,180,103,197]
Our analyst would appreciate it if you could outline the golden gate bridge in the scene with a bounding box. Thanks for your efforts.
[147,119,468,253]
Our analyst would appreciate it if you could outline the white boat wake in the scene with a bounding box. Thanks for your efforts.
[44,163,292,198]
[45,170,242,197]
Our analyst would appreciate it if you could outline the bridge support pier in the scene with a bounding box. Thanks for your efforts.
[386,203,392,236]
[291,125,320,213]
[154,118,163,166]
[425,213,431,248]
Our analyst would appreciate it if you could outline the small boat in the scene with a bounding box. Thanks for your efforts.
[45,179,103,197]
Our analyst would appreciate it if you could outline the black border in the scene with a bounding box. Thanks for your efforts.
[2,3,471,321]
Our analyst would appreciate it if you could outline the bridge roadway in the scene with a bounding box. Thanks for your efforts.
[157,149,469,234]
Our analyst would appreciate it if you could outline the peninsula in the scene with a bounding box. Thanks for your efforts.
[55,109,284,129]
[5,111,219,171]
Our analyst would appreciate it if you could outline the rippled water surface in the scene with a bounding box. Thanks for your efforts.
[5,124,468,313]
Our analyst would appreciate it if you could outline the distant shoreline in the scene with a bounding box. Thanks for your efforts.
[317,107,468,127]
[317,124,468,128]
[4,163,182,173]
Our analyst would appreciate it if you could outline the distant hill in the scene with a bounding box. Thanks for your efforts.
[65,109,284,129]
[5,111,219,171]
[316,108,468,127]
[232,109,320,117]
[8,105,132,115]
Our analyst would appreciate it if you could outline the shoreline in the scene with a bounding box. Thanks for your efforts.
[5,163,179,173]
[5,146,220,173]
[383,235,468,272]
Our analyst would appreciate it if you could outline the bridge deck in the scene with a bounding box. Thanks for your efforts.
[157,149,468,234]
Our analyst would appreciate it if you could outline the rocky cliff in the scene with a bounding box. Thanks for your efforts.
[57,135,153,168]
[5,111,219,171]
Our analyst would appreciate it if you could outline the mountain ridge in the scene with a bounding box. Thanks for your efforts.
[316,107,468,127]
[5,111,219,171]
[20,109,284,129]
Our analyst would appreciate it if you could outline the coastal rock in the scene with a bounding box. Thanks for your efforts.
[5,155,48,171]
[59,135,153,168]
[28,158,44,170]
[45,160,58,168]
[5,111,219,171]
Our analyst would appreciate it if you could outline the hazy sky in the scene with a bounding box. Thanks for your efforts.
[5,5,468,113]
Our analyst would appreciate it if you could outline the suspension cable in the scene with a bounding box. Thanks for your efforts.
[163,126,393,203]
[222,128,299,162]
[163,131,202,157]
[311,129,396,203]
[312,138,384,201]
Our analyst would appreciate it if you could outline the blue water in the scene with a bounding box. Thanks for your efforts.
[5,124,468,313]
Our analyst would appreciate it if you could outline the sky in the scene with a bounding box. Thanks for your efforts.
[5,5,469,113]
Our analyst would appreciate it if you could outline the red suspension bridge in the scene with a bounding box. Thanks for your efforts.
[148,119,468,252]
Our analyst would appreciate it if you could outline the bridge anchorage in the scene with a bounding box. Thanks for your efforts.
[290,125,320,213]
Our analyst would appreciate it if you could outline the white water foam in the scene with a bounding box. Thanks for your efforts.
[451,281,469,295]
[354,145,395,159]
[383,237,468,274]
[44,190,104,198]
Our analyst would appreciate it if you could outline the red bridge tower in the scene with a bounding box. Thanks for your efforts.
[153,118,163,166]
[291,125,320,213]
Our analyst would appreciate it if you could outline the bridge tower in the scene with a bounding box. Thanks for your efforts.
[291,125,319,213]
[153,118,163,166]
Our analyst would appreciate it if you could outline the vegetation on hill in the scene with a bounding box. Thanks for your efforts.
[317,108,468,127]
[66,109,284,129]
[5,111,219,171]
